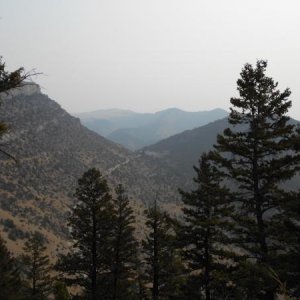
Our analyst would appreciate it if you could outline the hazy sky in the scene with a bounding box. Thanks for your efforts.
[1,0,300,118]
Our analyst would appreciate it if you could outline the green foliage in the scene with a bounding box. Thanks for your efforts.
[212,60,300,298]
[142,200,183,300]
[56,168,115,300]
[0,57,26,95]
[53,281,71,300]
[111,184,139,300]
[277,191,300,297]
[0,235,22,300]
[22,232,52,300]
[179,152,238,299]
[0,57,31,142]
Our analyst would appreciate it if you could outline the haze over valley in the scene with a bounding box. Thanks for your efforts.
[76,107,228,150]
[1,1,300,299]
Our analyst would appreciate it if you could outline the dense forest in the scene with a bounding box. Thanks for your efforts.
[1,58,300,300]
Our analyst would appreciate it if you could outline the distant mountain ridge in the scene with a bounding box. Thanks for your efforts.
[76,107,228,150]
[77,108,138,120]
[142,116,300,187]
[142,117,229,177]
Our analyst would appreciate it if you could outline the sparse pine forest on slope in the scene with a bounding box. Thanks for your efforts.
[1,58,300,300]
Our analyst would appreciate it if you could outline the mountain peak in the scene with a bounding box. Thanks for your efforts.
[156,108,183,114]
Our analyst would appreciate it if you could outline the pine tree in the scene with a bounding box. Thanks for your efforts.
[22,232,52,300]
[212,60,300,299]
[135,254,150,300]
[53,281,71,300]
[179,152,237,299]
[142,199,182,300]
[0,57,34,160]
[278,190,300,297]
[56,168,115,300]
[0,57,29,94]
[111,184,138,300]
[0,236,22,300]
[279,127,300,296]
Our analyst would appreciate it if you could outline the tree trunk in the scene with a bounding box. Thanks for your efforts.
[253,146,268,262]
[204,222,211,300]
[91,208,97,300]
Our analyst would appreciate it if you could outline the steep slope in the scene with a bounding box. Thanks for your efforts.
[0,85,181,257]
[141,118,229,177]
[142,117,300,183]
[77,108,228,150]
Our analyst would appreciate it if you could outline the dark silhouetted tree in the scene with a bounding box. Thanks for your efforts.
[53,281,71,300]
[212,60,300,299]
[179,152,237,299]
[142,199,182,300]
[0,235,22,300]
[0,57,36,160]
[22,232,52,300]
[111,184,138,300]
[0,57,30,94]
[56,168,114,300]
[277,190,300,297]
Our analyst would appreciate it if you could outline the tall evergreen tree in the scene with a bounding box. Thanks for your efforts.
[179,152,237,299]
[56,168,114,300]
[142,199,182,300]
[0,235,22,300]
[212,60,300,299]
[111,184,138,300]
[22,232,52,300]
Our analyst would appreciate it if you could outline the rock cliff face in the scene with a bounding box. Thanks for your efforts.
[0,85,181,257]
[2,82,41,99]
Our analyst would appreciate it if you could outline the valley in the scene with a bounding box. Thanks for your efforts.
[76,107,228,150]
[0,84,186,258]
